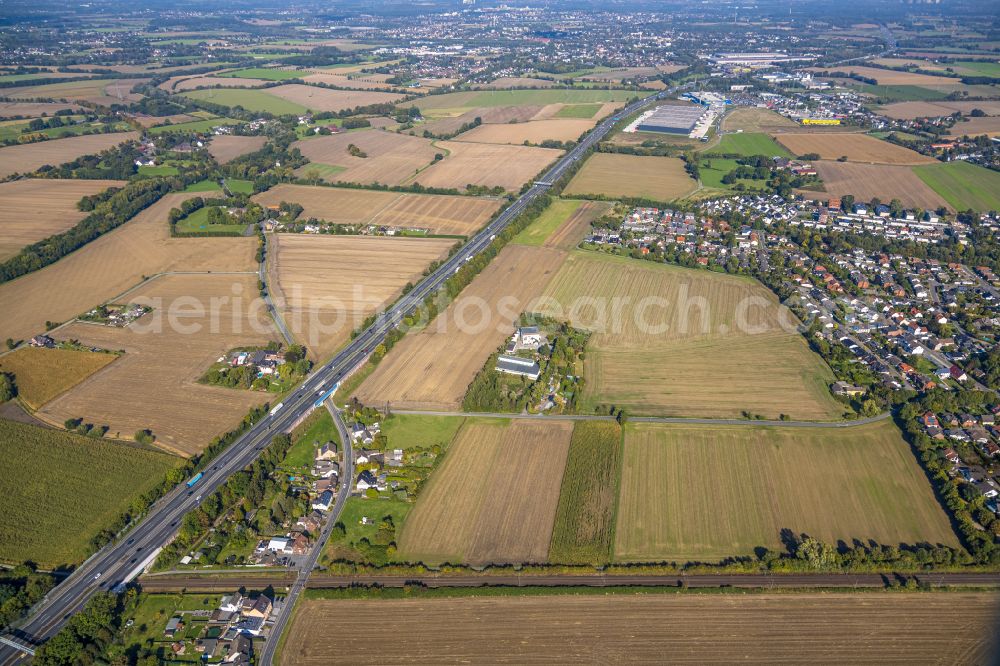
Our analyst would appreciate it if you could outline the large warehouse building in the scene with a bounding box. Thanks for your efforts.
[635,104,707,134]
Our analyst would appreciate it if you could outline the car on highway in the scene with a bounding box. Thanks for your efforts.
[93,572,102,580]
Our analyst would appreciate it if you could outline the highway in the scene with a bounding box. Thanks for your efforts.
[0,88,667,665]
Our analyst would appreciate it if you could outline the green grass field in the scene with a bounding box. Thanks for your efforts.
[708,132,791,157]
[953,60,1000,77]
[184,178,224,193]
[554,103,602,119]
[297,162,347,180]
[174,207,248,234]
[284,409,340,469]
[697,157,768,192]
[380,414,465,450]
[548,421,623,565]
[219,67,304,81]
[180,88,307,115]
[843,83,950,101]
[0,419,177,567]
[512,198,584,246]
[147,117,241,135]
[913,160,1000,212]
[137,164,179,176]
[614,420,959,563]
[226,178,254,194]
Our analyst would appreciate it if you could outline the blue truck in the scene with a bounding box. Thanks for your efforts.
[186,472,204,488]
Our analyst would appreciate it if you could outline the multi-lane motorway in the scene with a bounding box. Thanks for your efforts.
[0,89,666,665]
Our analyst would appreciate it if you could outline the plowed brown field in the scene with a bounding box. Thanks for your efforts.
[813,161,950,211]
[282,592,1000,665]
[208,135,266,163]
[39,274,279,456]
[397,419,572,565]
[355,245,566,410]
[0,179,125,260]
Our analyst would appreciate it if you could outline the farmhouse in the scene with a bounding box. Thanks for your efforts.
[496,354,541,380]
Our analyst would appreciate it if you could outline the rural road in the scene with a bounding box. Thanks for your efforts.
[136,571,1000,592]
[0,87,673,665]
[392,409,892,429]
[256,401,353,666]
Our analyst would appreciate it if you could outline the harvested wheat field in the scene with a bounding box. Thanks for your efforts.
[414,141,562,192]
[282,592,1000,666]
[537,252,842,420]
[0,347,118,410]
[455,118,595,145]
[418,105,544,136]
[813,161,950,211]
[0,179,125,260]
[263,84,404,112]
[208,135,267,163]
[773,133,937,165]
[879,100,1000,119]
[947,115,1000,138]
[397,419,572,565]
[39,274,279,456]
[253,184,500,235]
[0,101,83,117]
[355,245,566,410]
[4,79,147,105]
[301,73,397,91]
[294,130,439,186]
[564,153,698,201]
[0,193,258,344]
[0,132,139,178]
[615,420,960,562]
[269,235,453,360]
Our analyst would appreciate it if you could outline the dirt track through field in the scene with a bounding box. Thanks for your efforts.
[282,592,1000,665]
[355,245,566,410]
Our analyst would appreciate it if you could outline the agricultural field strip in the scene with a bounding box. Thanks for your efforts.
[281,593,1000,666]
